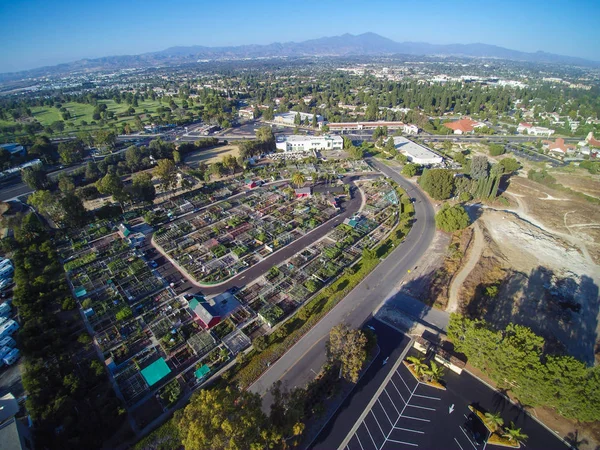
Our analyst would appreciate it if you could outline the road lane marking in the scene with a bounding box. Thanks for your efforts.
[363,422,378,449]
[383,389,401,415]
[454,437,465,450]
[396,370,413,392]
[355,433,365,450]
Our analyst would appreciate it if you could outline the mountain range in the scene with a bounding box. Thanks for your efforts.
[3,32,598,81]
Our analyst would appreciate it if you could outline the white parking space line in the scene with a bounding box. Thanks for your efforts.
[454,437,465,450]
[413,393,441,401]
[396,370,412,392]
[355,433,365,450]
[370,410,387,438]
[460,426,478,450]
[377,398,395,427]
[389,379,407,404]
[383,389,401,415]
[394,427,425,434]
[387,438,418,447]
[402,415,431,422]
[406,404,436,411]
[363,422,378,449]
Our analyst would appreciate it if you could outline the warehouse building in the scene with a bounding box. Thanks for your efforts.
[275,135,343,153]
[393,137,443,165]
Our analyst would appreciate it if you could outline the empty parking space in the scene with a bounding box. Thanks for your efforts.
[345,361,442,450]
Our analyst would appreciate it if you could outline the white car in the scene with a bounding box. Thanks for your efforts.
[2,348,19,365]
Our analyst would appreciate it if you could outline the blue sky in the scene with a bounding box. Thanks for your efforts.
[1,0,599,73]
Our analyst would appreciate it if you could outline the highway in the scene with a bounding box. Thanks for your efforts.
[248,158,438,409]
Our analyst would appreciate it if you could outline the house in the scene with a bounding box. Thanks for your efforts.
[585,132,600,148]
[393,137,443,165]
[117,223,132,239]
[295,187,312,198]
[517,123,555,137]
[187,293,241,329]
[275,135,343,153]
[443,118,485,134]
[238,107,254,119]
[0,144,25,157]
[188,295,221,329]
[0,393,32,450]
[543,138,576,156]
[245,179,257,189]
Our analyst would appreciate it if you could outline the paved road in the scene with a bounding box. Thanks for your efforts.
[0,164,83,202]
[248,159,437,408]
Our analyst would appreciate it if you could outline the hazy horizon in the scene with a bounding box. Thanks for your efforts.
[1,0,599,73]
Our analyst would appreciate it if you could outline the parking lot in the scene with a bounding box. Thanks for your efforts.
[341,348,569,450]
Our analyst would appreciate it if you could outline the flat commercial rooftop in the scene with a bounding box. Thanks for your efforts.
[141,358,171,387]
[393,136,442,164]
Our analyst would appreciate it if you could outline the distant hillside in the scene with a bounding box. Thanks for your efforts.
[2,32,598,81]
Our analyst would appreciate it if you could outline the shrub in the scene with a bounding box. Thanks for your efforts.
[435,204,471,232]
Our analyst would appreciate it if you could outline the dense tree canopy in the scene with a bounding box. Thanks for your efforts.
[435,203,471,232]
[419,168,454,200]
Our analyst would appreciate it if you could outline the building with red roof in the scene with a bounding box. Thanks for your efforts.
[543,138,576,156]
[443,118,485,134]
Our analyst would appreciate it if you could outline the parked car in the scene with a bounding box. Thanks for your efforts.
[0,336,16,348]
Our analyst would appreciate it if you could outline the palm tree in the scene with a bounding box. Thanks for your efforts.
[406,356,428,379]
[503,422,528,444]
[424,361,445,383]
[291,172,306,188]
[484,412,504,432]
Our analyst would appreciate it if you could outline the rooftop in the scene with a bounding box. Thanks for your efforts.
[393,137,442,161]
[443,118,482,133]
[140,357,171,387]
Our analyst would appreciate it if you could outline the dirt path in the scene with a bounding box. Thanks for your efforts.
[447,223,484,313]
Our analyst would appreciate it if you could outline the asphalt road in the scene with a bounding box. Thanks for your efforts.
[0,164,83,202]
[248,159,437,409]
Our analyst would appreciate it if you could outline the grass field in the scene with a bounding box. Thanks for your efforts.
[31,99,172,128]
[186,145,240,165]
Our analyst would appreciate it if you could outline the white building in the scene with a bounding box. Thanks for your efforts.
[276,135,343,153]
[273,112,323,126]
[393,137,443,166]
[517,123,555,137]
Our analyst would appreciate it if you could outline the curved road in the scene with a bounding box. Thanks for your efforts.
[249,158,437,408]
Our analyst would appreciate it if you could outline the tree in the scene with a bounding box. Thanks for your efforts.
[294,112,301,126]
[435,204,470,232]
[498,157,520,174]
[61,193,88,227]
[402,163,419,177]
[291,172,305,188]
[131,172,156,203]
[27,190,64,223]
[222,155,238,174]
[348,145,364,160]
[327,324,368,383]
[503,422,528,444]
[58,140,84,165]
[210,161,225,178]
[419,168,454,200]
[425,360,444,383]
[484,412,504,432]
[21,165,49,191]
[93,129,117,151]
[58,175,75,193]
[406,356,428,379]
[173,150,182,164]
[443,140,453,153]
[96,173,124,199]
[488,143,505,156]
[125,145,143,171]
[385,137,397,155]
[471,155,489,180]
[153,159,178,192]
[178,386,276,450]
[85,161,101,182]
